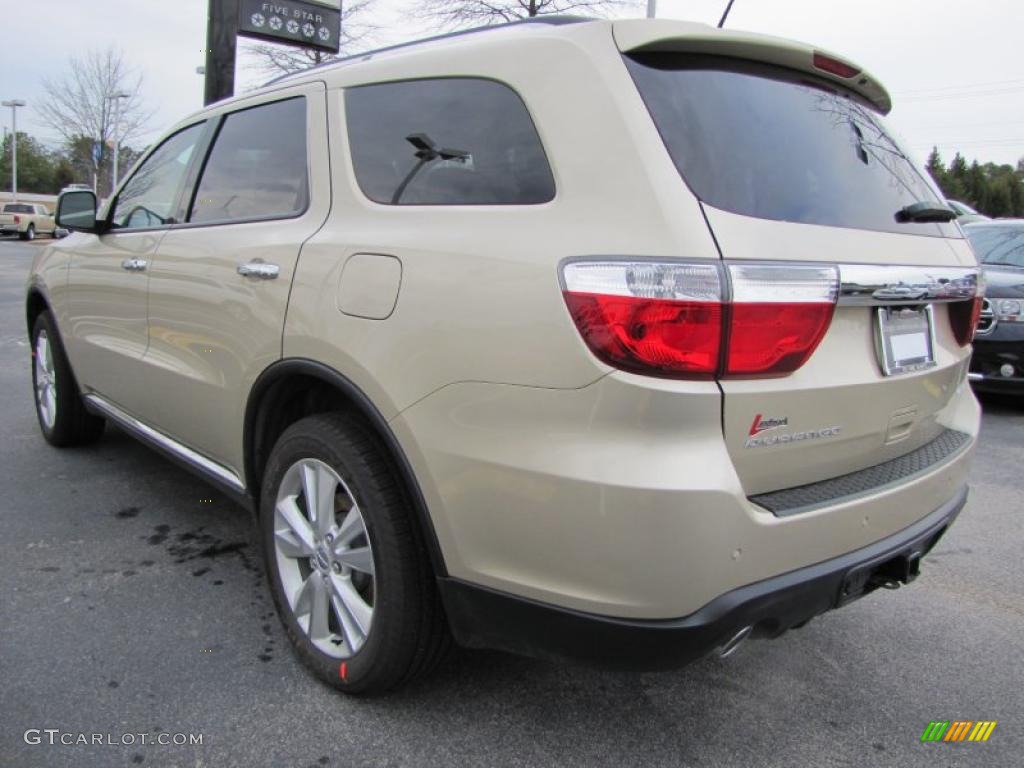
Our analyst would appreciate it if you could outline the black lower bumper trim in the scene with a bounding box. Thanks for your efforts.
[438,487,967,671]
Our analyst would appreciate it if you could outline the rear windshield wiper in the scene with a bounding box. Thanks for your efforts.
[895,201,957,223]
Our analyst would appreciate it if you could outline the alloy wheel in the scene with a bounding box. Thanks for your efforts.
[34,330,57,429]
[273,458,376,658]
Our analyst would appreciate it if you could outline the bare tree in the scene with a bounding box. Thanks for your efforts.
[244,0,376,76]
[416,0,637,28]
[37,47,153,152]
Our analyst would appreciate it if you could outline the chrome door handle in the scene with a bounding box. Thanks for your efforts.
[121,258,148,271]
[237,262,280,280]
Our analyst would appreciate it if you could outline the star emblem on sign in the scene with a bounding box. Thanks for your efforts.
[269,16,283,30]
[318,26,330,41]
[251,13,265,27]
[303,22,316,37]
[286,19,299,33]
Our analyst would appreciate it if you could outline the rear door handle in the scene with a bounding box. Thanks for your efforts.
[237,262,280,280]
[121,258,148,271]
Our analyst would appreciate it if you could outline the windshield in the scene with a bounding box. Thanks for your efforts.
[4,204,33,213]
[624,53,958,237]
[966,224,1024,268]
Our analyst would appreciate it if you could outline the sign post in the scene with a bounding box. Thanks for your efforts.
[204,0,240,106]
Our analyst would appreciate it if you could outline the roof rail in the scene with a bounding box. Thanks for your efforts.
[263,15,595,86]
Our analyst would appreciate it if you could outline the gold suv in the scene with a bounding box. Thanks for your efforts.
[28,18,981,694]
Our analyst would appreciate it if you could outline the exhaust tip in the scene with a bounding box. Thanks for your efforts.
[717,625,754,659]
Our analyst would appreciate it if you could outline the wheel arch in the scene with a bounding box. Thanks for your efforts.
[25,287,51,338]
[244,358,448,577]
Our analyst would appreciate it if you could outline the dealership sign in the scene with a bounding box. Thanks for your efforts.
[238,0,341,53]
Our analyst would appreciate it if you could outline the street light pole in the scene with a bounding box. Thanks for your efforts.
[107,91,131,196]
[2,99,27,202]
[646,0,656,18]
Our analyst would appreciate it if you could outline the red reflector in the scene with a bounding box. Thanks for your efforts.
[726,303,836,376]
[949,297,983,347]
[813,52,861,79]
[563,293,722,377]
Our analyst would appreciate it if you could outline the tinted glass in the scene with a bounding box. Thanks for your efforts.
[190,97,308,224]
[112,123,204,230]
[966,224,1024,268]
[4,204,33,213]
[346,78,554,205]
[625,54,957,237]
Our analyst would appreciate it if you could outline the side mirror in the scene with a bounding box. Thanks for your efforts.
[56,190,98,232]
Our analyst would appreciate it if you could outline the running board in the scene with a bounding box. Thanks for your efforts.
[82,394,248,499]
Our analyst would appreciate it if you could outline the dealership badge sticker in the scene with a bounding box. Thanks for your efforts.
[920,721,997,742]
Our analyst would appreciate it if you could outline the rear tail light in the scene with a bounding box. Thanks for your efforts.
[13,215,20,224]
[949,295,984,346]
[948,272,986,346]
[726,264,838,375]
[562,262,722,377]
[562,261,838,379]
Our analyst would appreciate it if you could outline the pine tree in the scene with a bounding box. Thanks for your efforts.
[925,146,945,188]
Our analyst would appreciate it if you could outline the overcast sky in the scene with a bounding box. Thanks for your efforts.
[1,0,1020,167]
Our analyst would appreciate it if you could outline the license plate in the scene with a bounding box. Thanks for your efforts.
[876,306,936,376]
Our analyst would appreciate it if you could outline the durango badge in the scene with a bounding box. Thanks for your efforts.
[745,413,842,448]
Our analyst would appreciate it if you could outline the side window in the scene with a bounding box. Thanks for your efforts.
[345,78,555,205]
[189,97,308,224]
[112,123,204,230]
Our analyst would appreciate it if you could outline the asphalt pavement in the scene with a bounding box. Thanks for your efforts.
[1,236,1021,767]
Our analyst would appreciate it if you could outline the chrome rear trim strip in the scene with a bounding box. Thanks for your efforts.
[83,394,246,494]
[967,372,984,382]
[838,264,979,307]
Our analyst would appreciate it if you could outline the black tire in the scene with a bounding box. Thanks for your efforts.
[31,311,105,446]
[20,224,35,242]
[260,412,450,695]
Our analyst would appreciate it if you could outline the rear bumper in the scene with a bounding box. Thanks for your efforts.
[440,486,966,671]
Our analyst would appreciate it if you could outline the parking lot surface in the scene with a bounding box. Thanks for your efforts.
[1,237,1021,767]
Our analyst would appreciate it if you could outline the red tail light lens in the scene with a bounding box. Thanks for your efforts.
[727,303,836,375]
[13,215,20,224]
[562,262,722,377]
[949,296,984,347]
[726,264,838,376]
[562,261,839,379]
[564,294,722,377]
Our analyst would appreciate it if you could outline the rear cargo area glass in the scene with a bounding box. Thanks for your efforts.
[624,54,956,237]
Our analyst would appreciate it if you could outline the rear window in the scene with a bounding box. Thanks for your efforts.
[624,54,957,237]
[345,78,555,205]
[966,225,1024,268]
[4,204,33,213]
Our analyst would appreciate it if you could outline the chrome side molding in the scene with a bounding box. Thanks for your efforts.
[82,394,246,494]
[838,264,980,307]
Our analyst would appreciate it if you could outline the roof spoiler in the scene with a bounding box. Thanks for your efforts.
[613,19,892,114]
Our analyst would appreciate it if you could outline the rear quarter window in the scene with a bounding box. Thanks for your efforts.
[345,77,555,205]
[625,53,958,237]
